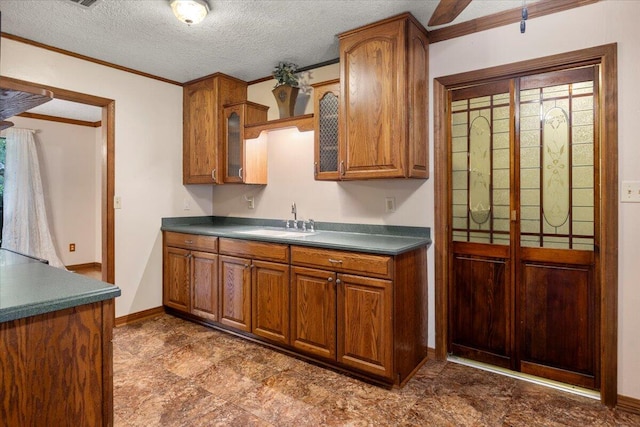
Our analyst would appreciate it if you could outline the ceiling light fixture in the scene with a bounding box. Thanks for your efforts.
[170,0,210,25]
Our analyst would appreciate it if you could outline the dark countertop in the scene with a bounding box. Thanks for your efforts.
[0,249,121,323]
[162,216,431,255]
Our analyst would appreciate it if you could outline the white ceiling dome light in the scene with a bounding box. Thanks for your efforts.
[170,0,210,25]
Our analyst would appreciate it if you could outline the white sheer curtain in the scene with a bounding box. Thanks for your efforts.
[1,128,65,268]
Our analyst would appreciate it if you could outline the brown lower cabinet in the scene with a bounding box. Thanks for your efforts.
[163,231,428,386]
[0,300,115,426]
[291,265,393,378]
[163,232,219,321]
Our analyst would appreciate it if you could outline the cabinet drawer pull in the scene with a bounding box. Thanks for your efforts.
[184,240,194,244]
[211,169,217,181]
[328,258,343,264]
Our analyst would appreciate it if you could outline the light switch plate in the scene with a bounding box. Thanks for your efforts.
[114,196,122,209]
[621,181,640,203]
[385,197,396,212]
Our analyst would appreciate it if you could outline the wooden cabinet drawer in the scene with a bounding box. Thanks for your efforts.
[291,246,392,279]
[219,238,289,263]
[164,231,218,252]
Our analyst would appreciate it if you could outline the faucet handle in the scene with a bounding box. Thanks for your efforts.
[285,220,290,229]
[308,219,315,232]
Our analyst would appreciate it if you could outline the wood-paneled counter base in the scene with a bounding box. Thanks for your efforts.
[0,299,115,426]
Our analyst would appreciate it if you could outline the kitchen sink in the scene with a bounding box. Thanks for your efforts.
[235,228,317,238]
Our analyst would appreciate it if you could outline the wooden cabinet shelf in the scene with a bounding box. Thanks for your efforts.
[244,114,314,139]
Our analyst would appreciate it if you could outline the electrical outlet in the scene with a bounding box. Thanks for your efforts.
[114,196,122,209]
[69,243,76,252]
[385,197,396,213]
[621,181,640,203]
[247,196,255,209]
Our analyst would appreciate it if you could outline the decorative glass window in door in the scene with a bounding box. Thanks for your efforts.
[451,87,511,245]
[519,74,595,250]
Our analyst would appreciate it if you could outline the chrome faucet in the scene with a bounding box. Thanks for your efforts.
[291,202,297,222]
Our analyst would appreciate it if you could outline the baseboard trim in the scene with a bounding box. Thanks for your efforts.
[427,347,436,360]
[115,306,165,327]
[66,262,102,270]
[617,394,640,415]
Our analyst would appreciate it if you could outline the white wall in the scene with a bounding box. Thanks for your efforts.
[8,115,100,267]
[249,63,340,121]
[0,38,213,318]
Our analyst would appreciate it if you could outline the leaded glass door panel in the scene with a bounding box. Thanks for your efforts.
[517,66,599,389]
[448,66,600,389]
[448,80,515,369]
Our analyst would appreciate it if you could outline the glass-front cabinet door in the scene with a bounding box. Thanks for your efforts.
[225,108,242,182]
[223,102,268,184]
[312,79,340,181]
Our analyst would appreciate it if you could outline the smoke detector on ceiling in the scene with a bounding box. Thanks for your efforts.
[67,0,101,8]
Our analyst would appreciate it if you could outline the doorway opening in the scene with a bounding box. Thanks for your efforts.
[0,76,115,284]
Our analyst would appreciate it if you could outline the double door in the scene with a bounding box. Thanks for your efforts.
[448,66,600,389]
[218,239,290,344]
[290,266,393,379]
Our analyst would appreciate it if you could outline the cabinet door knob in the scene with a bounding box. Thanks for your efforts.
[336,279,342,285]
[327,277,333,282]
[244,263,250,268]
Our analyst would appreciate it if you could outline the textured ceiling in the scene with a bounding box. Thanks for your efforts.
[0,0,537,84]
[1,0,540,122]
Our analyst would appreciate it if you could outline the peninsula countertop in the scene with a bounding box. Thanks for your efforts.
[0,249,121,323]
[162,216,431,255]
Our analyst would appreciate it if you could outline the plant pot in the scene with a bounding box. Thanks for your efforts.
[272,85,299,119]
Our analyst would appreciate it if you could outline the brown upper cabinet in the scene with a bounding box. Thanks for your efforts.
[312,79,341,181]
[183,73,248,184]
[337,12,429,180]
[223,101,269,184]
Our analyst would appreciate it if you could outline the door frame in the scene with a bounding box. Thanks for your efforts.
[0,76,116,285]
[433,44,618,406]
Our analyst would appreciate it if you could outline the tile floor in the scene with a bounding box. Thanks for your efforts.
[113,314,640,426]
